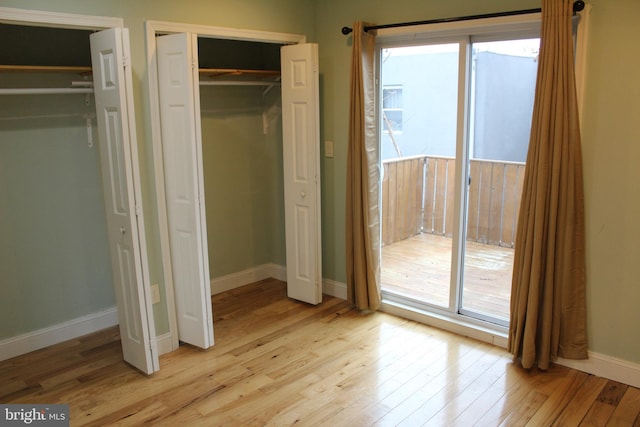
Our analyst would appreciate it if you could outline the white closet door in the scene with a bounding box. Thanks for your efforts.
[281,43,322,305]
[156,33,214,349]
[90,28,159,374]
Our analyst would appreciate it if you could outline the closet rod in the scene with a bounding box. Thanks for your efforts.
[199,81,281,87]
[0,65,92,73]
[200,107,265,115]
[0,88,94,95]
[0,112,95,121]
[340,0,585,34]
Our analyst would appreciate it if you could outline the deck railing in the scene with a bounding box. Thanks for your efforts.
[381,155,526,248]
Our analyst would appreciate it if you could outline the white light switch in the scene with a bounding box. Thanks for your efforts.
[151,284,161,304]
[325,140,334,158]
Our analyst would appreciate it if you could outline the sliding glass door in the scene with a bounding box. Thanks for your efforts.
[380,42,460,309]
[379,33,539,327]
[459,39,539,325]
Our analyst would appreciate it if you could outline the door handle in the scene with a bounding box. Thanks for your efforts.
[300,191,306,199]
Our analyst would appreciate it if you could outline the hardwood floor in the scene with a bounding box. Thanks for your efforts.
[2,279,639,426]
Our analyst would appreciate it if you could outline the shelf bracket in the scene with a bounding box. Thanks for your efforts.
[85,114,93,148]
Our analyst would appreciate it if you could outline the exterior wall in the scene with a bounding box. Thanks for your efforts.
[381,50,537,162]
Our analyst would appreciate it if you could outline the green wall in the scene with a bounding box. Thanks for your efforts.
[2,0,640,368]
[578,0,640,364]
[200,86,286,277]
[0,91,115,339]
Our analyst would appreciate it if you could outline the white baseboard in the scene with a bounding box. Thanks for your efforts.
[210,263,286,295]
[380,300,508,348]
[323,278,348,300]
[557,351,640,389]
[155,331,176,356]
[270,264,287,282]
[210,265,347,302]
[0,307,119,362]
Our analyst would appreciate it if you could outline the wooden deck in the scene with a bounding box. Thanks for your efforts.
[381,233,514,321]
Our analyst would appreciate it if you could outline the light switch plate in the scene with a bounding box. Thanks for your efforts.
[325,140,334,158]
[151,284,161,304]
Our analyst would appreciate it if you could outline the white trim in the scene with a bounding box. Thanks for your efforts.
[0,308,118,362]
[210,263,287,295]
[145,20,306,44]
[145,20,307,347]
[557,351,640,389]
[0,6,123,29]
[144,22,180,355]
[574,4,591,127]
[209,265,347,301]
[380,300,509,348]
[155,332,176,355]
[377,12,541,45]
[270,264,287,282]
[322,278,348,300]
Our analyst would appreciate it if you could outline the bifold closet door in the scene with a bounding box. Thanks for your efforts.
[90,28,159,374]
[156,33,214,349]
[281,43,322,305]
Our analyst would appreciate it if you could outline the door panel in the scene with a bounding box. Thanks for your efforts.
[90,27,158,374]
[459,38,539,326]
[379,36,539,328]
[156,33,214,349]
[380,42,460,309]
[281,43,322,305]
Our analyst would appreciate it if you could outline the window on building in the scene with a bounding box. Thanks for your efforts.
[382,85,403,132]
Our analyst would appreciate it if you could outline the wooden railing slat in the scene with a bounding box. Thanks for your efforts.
[381,155,525,248]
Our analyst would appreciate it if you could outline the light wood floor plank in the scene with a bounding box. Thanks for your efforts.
[607,387,640,426]
[551,374,609,426]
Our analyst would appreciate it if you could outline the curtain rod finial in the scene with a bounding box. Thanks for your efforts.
[341,26,353,35]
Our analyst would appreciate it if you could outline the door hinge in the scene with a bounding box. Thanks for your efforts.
[123,55,130,69]
[135,204,143,217]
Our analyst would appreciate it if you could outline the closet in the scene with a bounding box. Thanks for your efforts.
[148,23,321,351]
[197,38,286,284]
[0,11,157,374]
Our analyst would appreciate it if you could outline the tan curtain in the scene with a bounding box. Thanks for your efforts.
[508,0,588,369]
[346,22,381,311]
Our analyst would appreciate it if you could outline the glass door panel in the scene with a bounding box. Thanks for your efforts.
[460,38,540,325]
[380,43,460,309]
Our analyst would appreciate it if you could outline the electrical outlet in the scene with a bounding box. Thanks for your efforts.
[151,284,161,304]
[325,140,334,158]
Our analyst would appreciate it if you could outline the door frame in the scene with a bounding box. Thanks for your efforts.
[375,13,543,344]
[144,20,306,352]
[375,10,590,344]
[0,7,159,371]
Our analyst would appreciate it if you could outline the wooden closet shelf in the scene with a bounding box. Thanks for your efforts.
[199,68,281,79]
[0,65,93,73]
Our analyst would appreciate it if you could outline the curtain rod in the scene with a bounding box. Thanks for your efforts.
[341,0,585,35]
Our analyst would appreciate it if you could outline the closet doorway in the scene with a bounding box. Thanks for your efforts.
[145,21,322,352]
[0,8,158,373]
